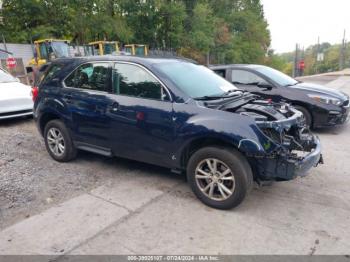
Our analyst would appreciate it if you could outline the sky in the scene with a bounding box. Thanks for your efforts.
[261,0,350,53]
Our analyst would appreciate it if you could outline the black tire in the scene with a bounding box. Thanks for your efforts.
[44,119,77,162]
[186,146,253,210]
[294,105,312,128]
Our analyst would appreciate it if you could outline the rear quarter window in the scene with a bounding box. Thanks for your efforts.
[40,64,63,85]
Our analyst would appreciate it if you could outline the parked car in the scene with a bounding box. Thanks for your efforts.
[210,64,349,128]
[33,56,322,209]
[0,67,33,120]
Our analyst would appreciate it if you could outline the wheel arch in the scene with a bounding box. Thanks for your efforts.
[290,102,314,126]
[38,112,62,136]
[179,136,250,170]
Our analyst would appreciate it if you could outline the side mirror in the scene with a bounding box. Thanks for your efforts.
[257,82,273,90]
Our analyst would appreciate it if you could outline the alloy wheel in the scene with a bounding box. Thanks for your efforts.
[195,158,235,201]
[47,127,65,157]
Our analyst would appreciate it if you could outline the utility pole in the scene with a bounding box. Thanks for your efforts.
[293,43,299,77]
[1,33,7,52]
[315,36,320,74]
[339,30,346,70]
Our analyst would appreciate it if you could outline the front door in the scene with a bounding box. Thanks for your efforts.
[107,62,175,167]
[230,69,278,100]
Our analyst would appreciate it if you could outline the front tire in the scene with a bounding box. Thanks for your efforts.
[294,105,312,128]
[187,146,253,210]
[44,119,77,162]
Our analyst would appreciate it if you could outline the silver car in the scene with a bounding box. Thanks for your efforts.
[0,68,33,120]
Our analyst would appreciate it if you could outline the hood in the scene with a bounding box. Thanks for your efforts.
[204,94,305,132]
[292,82,349,101]
[0,81,32,100]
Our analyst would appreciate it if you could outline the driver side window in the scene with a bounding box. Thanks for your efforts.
[231,69,268,86]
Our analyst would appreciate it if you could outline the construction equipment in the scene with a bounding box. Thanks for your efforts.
[26,39,70,84]
[28,39,70,67]
[85,41,120,56]
[124,44,148,56]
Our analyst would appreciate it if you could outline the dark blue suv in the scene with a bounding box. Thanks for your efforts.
[33,56,322,209]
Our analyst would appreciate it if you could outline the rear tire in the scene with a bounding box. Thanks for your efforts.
[44,119,77,162]
[186,146,253,210]
[294,105,312,128]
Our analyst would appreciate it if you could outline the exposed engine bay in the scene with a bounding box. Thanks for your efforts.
[203,93,323,181]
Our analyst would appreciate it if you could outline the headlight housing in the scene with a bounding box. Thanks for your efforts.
[307,94,342,106]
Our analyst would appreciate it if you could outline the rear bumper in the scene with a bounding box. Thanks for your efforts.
[0,97,33,120]
[255,135,323,181]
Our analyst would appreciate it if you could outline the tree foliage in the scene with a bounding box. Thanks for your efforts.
[0,0,271,64]
[276,42,350,76]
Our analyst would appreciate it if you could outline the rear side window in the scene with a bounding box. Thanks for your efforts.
[41,64,62,85]
[231,69,266,85]
[64,63,111,92]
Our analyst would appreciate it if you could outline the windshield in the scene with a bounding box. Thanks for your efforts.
[154,62,236,98]
[255,66,298,86]
[104,43,116,55]
[0,69,18,83]
[51,42,70,57]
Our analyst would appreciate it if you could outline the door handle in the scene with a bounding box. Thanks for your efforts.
[109,102,119,112]
[64,94,73,104]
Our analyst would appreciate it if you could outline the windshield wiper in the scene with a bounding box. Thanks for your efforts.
[232,81,260,85]
[194,90,244,101]
[285,82,298,87]
[194,95,225,100]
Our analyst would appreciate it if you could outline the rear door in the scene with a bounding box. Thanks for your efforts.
[62,62,114,150]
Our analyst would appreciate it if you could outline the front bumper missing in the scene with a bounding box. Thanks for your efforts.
[256,135,323,181]
[256,108,304,132]
[294,136,323,177]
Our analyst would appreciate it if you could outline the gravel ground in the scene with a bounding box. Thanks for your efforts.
[0,73,347,231]
[0,117,171,230]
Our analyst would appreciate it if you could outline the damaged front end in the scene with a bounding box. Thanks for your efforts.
[216,96,324,181]
[240,101,323,181]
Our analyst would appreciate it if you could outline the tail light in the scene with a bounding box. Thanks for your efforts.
[31,86,39,102]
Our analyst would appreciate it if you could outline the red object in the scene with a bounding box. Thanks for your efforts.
[31,86,39,102]
[6,57,16,69]
[136,112,145,121]
[267,98,272,103]
[298,60,305,70]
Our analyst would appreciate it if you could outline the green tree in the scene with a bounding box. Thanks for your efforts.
[0,0,272,66]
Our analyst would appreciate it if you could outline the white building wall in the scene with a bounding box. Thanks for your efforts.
[0,43,34,65]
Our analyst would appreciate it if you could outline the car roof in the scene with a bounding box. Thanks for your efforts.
[209,64,266,70]
[53,55,196,67]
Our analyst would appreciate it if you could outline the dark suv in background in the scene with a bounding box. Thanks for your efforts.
[33,56,322,209]
[211,64,350,128]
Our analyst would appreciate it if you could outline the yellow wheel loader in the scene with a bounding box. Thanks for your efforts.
[85,41,120,56]
[26,39,71,85]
